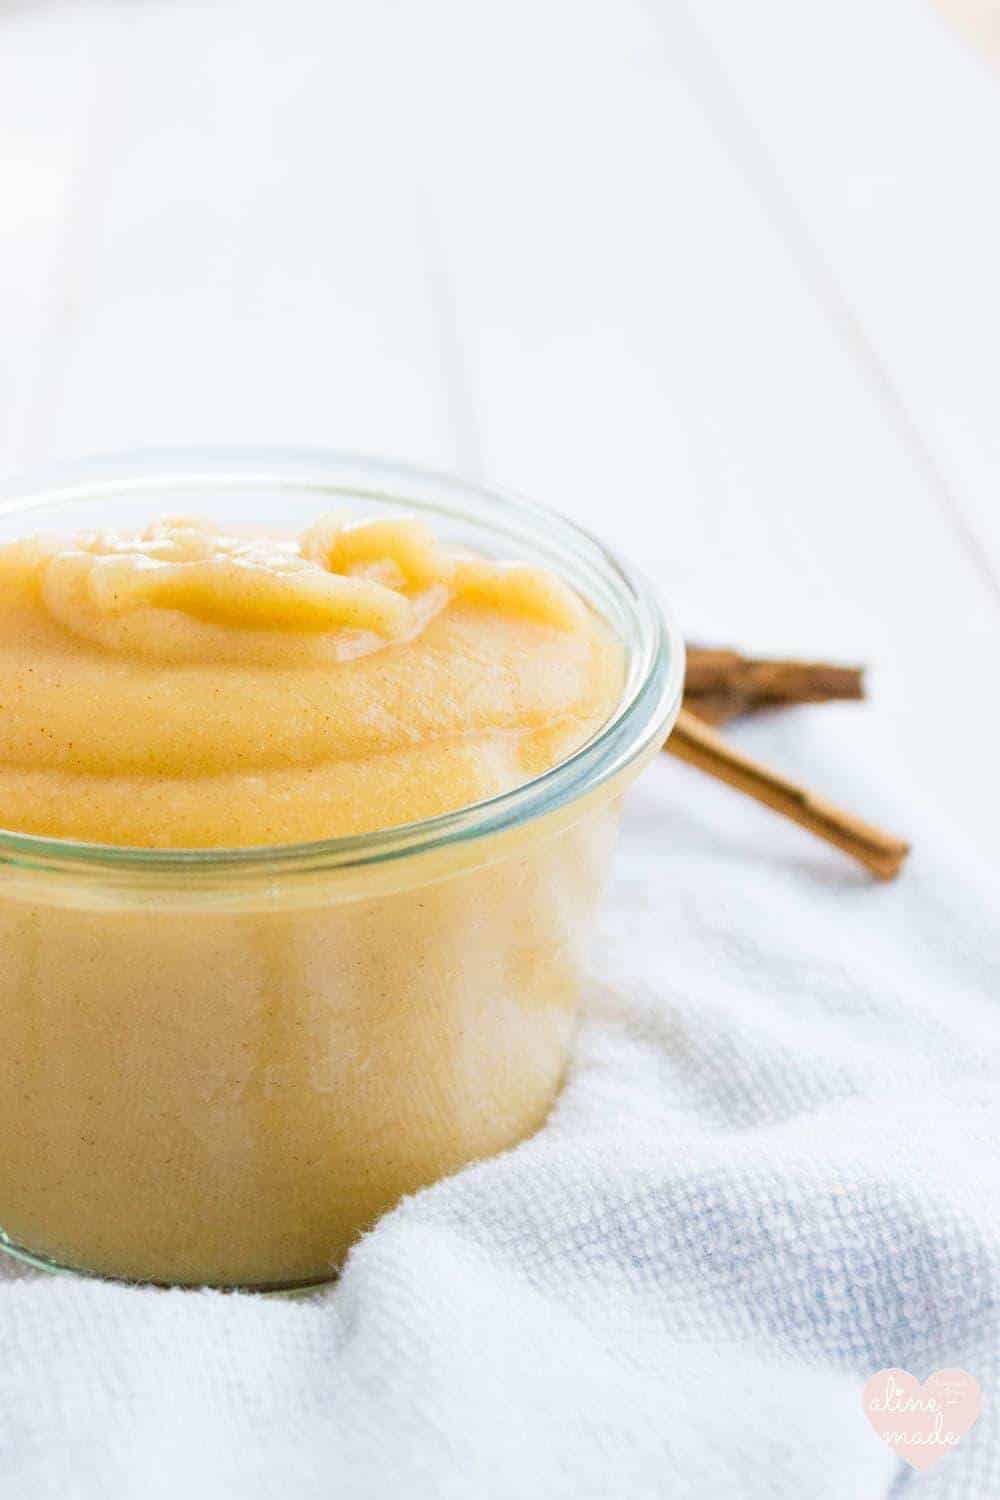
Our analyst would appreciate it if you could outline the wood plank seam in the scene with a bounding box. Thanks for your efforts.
[639,0,1000,611]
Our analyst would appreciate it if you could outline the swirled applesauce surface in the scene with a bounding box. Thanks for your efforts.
[0,514,623,847]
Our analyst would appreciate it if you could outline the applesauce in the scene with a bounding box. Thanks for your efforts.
[0,452,682,1287]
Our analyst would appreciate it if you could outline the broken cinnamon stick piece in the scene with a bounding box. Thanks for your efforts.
[665,707,910,880]
[684,645,864,725]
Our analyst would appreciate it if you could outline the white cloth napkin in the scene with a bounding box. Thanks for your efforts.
[1,709,996,1499]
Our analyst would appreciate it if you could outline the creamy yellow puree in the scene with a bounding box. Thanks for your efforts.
[0,514,620,846]
[0,512,625,1285]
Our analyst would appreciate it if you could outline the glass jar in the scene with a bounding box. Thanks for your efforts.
[0,450,683,1289]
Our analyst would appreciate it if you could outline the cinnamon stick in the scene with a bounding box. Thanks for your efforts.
[665,707,910,881]
[684,645,864,726]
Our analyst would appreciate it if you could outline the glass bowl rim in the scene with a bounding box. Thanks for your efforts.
[0,446,684,883]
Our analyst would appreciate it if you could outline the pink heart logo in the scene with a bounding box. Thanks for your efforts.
[862,1368,981,1472]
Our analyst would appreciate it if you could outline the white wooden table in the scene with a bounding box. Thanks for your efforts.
[2,0,998,844]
